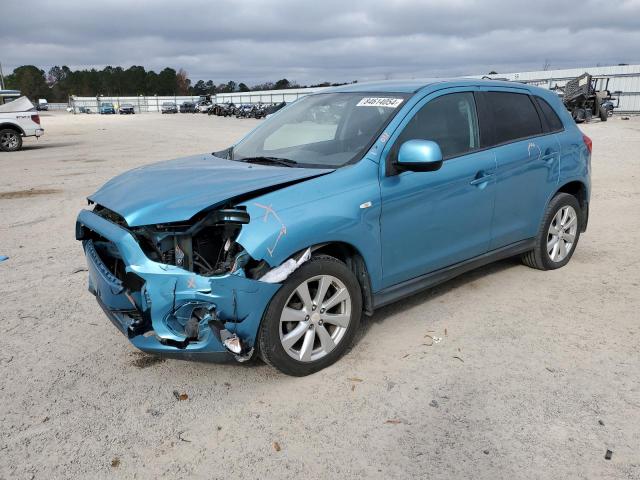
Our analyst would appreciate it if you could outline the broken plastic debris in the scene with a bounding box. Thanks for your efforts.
[272,441,281,452]
[605,449,613,460]
[223,334,243,354]
[0,255,8,262]
[259,248,311,283]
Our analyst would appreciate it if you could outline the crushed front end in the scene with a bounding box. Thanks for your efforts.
[75,206,281,362]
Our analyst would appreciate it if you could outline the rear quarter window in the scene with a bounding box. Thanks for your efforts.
[486,92,542,145]
[534,96,564,132]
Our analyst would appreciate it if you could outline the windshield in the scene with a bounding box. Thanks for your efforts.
[230,92,409,168]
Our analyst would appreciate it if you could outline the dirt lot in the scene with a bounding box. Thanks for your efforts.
[1,112,639,479]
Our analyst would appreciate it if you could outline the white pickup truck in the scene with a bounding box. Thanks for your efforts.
[0,93,45,152]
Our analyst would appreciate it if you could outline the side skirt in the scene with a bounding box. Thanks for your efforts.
[372,239,535,310]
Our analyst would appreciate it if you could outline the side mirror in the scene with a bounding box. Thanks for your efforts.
[396,139,443,172]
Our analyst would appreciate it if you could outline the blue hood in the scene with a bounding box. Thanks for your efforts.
[88,154,333,226]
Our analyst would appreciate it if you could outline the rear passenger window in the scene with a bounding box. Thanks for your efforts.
[534,96,564,132]
[486,92,542,144]
[395,92,479,159]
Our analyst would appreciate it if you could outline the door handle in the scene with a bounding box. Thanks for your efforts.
[470,171,494,186]
[542,149,559,162]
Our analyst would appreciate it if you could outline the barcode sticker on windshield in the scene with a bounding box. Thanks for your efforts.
[357,97,404,108]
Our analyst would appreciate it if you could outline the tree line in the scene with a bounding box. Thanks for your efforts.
[3,65,354,102]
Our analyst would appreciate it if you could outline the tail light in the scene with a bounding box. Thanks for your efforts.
[582,133,592,153]
[31,114,41,125]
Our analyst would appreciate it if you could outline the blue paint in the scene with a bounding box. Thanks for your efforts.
[77,79,590,361]
[88,154,333,226]
[0,255,8,262]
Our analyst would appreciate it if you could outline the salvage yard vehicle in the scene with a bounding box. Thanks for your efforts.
[265,101,287,117]
[0,94,45,152]
[99,102,116,114]
[560,73,613,123]
[196,100,213,113]
[210,102,236,116]
[76,79,591,376]
[118,103,135,114]
[161,101,178,114]
[180,101,196,113]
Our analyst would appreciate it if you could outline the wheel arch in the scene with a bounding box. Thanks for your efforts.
[554,180,589,232]
[0,123,25,136]
[311,242,374,316]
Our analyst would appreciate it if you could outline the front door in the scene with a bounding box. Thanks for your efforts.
[379,90,497,288]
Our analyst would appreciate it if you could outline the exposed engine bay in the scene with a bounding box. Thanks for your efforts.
[91,204,270,280]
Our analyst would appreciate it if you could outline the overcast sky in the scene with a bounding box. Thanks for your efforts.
[2,0,640,84]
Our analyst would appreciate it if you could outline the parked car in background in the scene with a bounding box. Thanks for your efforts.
[76,79,591,376]
[180,101,197,113]
[99,102,116,114]
[0,95,44,152]
[118,103,135,114]
[161,102,178,114]
[196,101,213,113]
[265,101,287,117]
[36,99,49,111]
[209,102,236,116]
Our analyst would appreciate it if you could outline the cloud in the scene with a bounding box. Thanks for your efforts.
[2,0,639,84]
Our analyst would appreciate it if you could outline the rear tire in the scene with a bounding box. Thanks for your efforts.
[258,255,362,376]
[0,129,22,152]
[599,107,608,121]
[522,193,582,270]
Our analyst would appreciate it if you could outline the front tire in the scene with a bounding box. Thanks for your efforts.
[522,193,582,270]
[0,129,22,152]
[258,255,362,376]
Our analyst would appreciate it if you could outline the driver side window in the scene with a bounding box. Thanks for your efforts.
[394,92,480,160]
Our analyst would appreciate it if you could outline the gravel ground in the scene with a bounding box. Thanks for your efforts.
[1,112,639,479]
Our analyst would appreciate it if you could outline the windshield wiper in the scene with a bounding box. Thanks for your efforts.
[238,156,298,168]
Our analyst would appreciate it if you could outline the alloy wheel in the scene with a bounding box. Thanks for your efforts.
[279,274,352,362]
[1,132,19,150]
[547,205,578,262]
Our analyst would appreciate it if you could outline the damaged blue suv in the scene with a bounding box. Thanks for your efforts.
[76,79,591,376]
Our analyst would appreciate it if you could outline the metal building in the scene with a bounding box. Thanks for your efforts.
[475,64,640,113]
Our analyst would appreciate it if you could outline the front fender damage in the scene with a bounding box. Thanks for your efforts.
[80,195,318,362]
[77,208,285,362]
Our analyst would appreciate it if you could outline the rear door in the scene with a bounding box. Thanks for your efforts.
[477,89,561,249]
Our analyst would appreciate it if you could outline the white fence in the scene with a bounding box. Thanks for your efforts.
[214,87,329,105]
[69,90,324,113]
[69,95,203,113]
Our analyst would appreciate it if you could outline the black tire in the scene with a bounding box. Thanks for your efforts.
[521,193,582,270]
[599,107,608,122]
[258,255,362,376]
[0,129,23,152]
